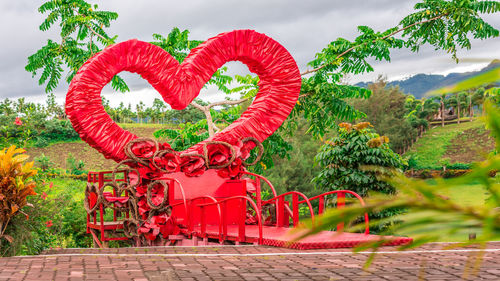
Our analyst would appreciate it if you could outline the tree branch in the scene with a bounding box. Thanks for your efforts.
[84,23,110,44]
[190,98,249,137]
[300,13,448,76]
[207,98,249,109]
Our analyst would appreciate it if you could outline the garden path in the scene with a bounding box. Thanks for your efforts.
[1,242,500,280]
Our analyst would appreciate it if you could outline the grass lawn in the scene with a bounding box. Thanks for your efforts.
[405,119,485,167]
[395,179,494,242]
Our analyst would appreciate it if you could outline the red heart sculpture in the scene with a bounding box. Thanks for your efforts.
[66,30,301,162]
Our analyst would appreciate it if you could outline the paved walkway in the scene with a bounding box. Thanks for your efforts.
[1,242,500,280]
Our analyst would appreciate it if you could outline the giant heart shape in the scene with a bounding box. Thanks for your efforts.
[66,30,301,162]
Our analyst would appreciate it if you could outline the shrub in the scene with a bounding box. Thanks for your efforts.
[445,162,472,170]
[2,178,91,256]
[313,122,405,232]
[39,119,80,143]
[0,146,37,247]
[66,153,86,175]
[34,137,49,148]
[314,122,404,196]
[34,153,53,172]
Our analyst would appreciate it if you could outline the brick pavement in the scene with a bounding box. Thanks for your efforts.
[1,242,500,281]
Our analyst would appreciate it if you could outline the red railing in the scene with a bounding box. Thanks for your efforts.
[157,177,189,228]
[197,196,263,244]
[262,191,315,227]
[87,170,129,243]
[298,190,369,234]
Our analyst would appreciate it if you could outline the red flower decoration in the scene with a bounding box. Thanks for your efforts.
[41,192,48,200]
[130,141,157,159]
[154,152,180,173]
[180,156,206,177]
[49,182,53,189]
[206,143,232,167]
[159,142,173,151]
[218,158,245,179]
[45,220,53,228]
[14,117,23,126]
[240,141,255,160]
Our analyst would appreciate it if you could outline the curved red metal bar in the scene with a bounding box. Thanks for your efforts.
[241,171,278,198]
[172,195,223,242]
[298,190,370,234]
[262,191,315,225]
[197,196,263,244]
[157,177,189,227]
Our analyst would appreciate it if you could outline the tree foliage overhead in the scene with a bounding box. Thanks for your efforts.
[25,0,123,93]
[296,0,500,139]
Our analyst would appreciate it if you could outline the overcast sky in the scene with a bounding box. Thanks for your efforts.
[1,0,499,108]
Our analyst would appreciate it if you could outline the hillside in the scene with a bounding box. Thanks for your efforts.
[26,124,164,171]
[356,60,500,98]
[404,119,495,167]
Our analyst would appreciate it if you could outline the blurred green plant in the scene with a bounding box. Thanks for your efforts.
[298,101,500,269]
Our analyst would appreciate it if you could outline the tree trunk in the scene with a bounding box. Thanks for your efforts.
[469,98,473,122]
[456,95,460,124]
[441,100,445,127]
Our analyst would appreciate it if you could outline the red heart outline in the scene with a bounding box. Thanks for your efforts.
[66,30,301,162]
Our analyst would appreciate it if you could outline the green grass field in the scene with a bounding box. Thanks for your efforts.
[405,119,487,167]
[395,179,494,242]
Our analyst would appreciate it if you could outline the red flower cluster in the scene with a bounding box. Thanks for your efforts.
[127,139,253,179]
[14,117,23,126]
[122,138,260,241]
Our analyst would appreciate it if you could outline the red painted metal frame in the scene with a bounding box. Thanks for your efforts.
[299,190,370,234]
[86,170,130,245]
[86,171,379,248]
[262,191,315,227]
[196,196,263,244]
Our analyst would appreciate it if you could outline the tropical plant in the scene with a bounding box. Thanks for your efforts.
[313,122,405,230]
[66,153,86,175]
[0,146,37,246]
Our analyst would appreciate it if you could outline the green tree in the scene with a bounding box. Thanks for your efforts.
[349,79,419,154]
[313,122,404,196]
[313,122,405,231]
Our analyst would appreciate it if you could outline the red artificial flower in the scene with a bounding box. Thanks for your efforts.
[127,170,140,187]
[180,156,206,177]
[137,165,162,180]
[41,192,48,200]
[154,152,180,173]
[240,140,256,160]
[130,140,157,159]
[159,142,173,151]
[14,117,23,126]
[218,158,245,179]
[49,182,53,189]
[160,216,180,238]
[45,220,53,228]
[206,143,232,167]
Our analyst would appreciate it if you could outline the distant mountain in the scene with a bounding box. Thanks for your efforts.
[356,60,500,98]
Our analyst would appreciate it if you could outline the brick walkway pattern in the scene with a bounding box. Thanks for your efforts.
[1,242,500,280]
